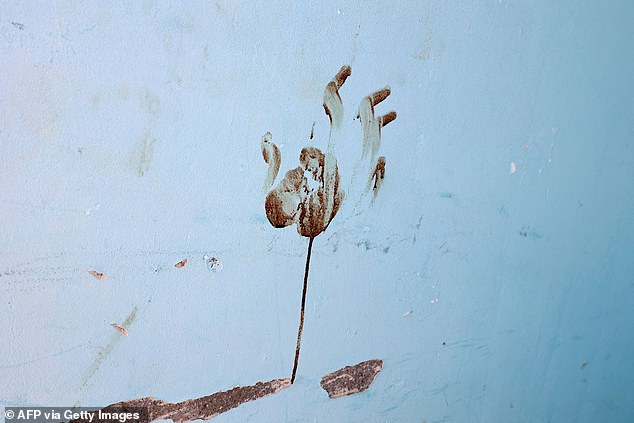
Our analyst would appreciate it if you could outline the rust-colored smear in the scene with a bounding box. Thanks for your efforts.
[265,167,304,228]
[370,86,390,106]
[320,359,383,399]
[69,379,291,423]
[358,88,397,161]
[261,66,397,384]
[379,111,397,127]
[261,132,281,189]
[371,156,386,195]
[334,65,351,89]
[89,270,106,280]
[174,258,188,268]
[265,147,343,238]
[323,65,351,128]
[110,323,129,336]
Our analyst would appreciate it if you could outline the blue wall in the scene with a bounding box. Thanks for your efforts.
[1,1,633,422]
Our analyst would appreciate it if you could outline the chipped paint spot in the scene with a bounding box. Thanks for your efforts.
[320,359,383,399]
[110,323,129,335]
[175,258,188,268]
[88,270,106,280]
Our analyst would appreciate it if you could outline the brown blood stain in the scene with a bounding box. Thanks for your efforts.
[323,65,351,128]
[265,66,352,239]
[174,258,188,268]
[262,66,397,384]
[358,87,397,161]
[320,359,383,399]
[370,156,386,195]
[265,147,343,238]
[370,87,391,106]
[69,378,291,423]
[88,270,106,280]
[261,132,281,189]
[380,111,397,127]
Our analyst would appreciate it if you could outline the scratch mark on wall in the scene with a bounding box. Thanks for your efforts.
[0,343,87,370]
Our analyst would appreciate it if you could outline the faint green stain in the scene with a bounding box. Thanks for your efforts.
[138,88,161,116]
[128,130,155,177]
[413,29,433,61]
[90,93,100,107]
[122,306,139,326]
[118,82,130,100]
[80,307,139,388]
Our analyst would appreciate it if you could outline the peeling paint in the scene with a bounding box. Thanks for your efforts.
[320,359,383,399]
[70,378,291,423]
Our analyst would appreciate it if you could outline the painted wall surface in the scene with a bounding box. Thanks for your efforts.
[1,1,633,422]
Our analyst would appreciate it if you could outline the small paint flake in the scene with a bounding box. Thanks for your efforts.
[89,270,106,280]
[175,258,188,268]
[111,323,129,335]
[510,161,517,174]
[84,203,101,216]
